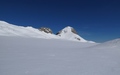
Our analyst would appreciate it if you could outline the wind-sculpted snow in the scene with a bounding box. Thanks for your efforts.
[0,36,120,75]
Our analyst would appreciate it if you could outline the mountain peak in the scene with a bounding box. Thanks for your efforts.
[56,26,87,42]
[57,26,77,34]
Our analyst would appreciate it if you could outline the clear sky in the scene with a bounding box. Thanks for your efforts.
[0,0,120,42]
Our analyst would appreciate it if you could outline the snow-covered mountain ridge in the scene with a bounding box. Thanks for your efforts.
[0,20,92,42]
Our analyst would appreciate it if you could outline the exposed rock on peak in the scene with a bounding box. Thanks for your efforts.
[39,27,53,34]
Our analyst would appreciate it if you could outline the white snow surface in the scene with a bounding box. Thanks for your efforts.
[92,38,120,49]
[0,36,120,75]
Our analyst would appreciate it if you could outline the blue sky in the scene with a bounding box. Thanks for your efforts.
[0,0,120,42]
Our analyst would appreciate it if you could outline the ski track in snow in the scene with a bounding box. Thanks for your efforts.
[0,36,120,75]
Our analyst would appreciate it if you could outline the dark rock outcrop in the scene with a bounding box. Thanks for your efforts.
[39,27,53,34]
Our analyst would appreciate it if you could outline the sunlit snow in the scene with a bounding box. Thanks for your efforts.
[0,21,120,75]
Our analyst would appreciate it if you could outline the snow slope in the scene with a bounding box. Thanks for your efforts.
[0,36,120,75]
[92,38,120,49]
[0,21,90,42]
[0,21,58,39]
